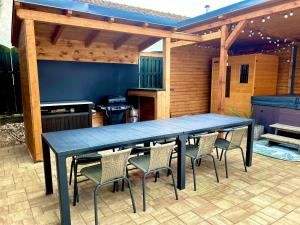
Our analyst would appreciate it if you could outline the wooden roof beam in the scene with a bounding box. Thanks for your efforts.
[171,30,221,48]
[85,30,101,48]
[138,37,160,51]
[113,34,132,50]
[17,9,204,42]
[51,10,72,45]
[183,0,300,33]
[225,20,247,50]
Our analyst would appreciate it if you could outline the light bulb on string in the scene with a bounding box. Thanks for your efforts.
[261,17,266,23]
[289,11,294,16]
[250,20,254,24]
[284,14,289,19]
[267,16,271,20]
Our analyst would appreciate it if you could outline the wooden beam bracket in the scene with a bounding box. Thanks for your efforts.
[225,20,247,50]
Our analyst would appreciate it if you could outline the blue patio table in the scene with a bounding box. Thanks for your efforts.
[42,113,254,225]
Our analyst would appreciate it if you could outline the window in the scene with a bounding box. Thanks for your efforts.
[240,64,249,83]
[225,66,231,98]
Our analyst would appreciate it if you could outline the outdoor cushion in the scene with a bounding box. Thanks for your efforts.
[128,155,150,172]
[80,164,102,184]
[215,138,242,150]
[215,138,230,149]
[185,145,199,159]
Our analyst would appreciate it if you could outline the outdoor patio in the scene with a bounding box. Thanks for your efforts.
[1,140,300,225]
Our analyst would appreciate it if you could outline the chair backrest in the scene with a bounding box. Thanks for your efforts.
[196,132,219,157]
[228,127,247,149]
[100,149,131,184]
[148,143,175,171]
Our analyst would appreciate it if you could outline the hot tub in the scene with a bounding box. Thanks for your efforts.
[252,95,300,133]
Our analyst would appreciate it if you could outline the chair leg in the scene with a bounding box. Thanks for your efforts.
[122,167,129,191]
[192,159,197,191]
[73,162,78,206]
[219,149,224,161]
[167,151,173,176]
[210,154,219,183]
[239,147,247,172]
[154,172,159,182]
[168,168,178,200]
[93,185,101,225]
[224,150,229,178]
[215,148,219,159]
[69,157,74,185]
[191,158,194,169]
[142,174,147,211]
[124,177,136,213]
[197,158,202,167]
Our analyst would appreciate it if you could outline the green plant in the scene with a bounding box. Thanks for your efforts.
[228,107,251,118]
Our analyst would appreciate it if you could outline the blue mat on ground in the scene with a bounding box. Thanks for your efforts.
[254,140,300,161]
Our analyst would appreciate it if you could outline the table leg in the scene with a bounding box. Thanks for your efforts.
[56,156,71,225]
[42,138,53,195]
[177,134,187,190]
[246,121,254,166]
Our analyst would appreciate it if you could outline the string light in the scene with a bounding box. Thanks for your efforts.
[284,14,289,19]
[261,17,266,23]
[267,16,271,20]
[289,11,294,16]
[250,20,254,24]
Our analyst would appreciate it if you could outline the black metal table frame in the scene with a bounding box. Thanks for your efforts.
[42,118,254,225]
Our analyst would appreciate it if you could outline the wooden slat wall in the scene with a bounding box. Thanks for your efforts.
[211,55,256,115]
[35,37,140,64]
[211,54,278,116]
[276,50,292,95]
[18,20,43,162]
[170,46,218,117]
[254,54,279,95]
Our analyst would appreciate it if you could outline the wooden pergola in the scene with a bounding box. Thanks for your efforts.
[12,0,300,161]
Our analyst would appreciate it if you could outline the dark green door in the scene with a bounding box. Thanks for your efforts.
[139,56,163,88]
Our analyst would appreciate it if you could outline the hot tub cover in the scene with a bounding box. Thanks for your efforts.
[251,96,300,110]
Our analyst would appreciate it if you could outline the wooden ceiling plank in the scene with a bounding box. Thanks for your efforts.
[138,37,160,51]
[85,30,101,48]
[17,9,204,42]
[113,34,132,50]
[183,0,300,33]
[225,20,247,50]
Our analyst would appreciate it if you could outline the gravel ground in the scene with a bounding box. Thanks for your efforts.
[0,122,25,147]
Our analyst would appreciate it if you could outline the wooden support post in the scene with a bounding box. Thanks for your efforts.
[18,19,43,161]
[85,30,101,48]
[225,20,247,50]
[217,25,229,114]
[113,34,132,50]
[163,37,171,118]
[138,37,159,51]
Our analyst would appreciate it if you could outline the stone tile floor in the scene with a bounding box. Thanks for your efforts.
[0,142,300,225]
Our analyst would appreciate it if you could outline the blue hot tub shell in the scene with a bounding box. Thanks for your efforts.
[252,96,300,133]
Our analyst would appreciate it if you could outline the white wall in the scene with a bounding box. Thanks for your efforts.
[0,0,13,47]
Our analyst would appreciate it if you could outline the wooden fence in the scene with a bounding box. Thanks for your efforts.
[139,56,163,88]
[0,45,22,114]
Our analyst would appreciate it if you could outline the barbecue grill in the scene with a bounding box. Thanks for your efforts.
[98,96,131,125]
